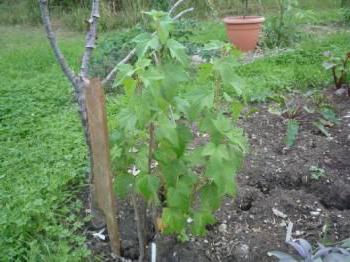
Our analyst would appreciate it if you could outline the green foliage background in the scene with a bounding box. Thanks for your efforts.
[0,0,344,31]
[0,27,89,261]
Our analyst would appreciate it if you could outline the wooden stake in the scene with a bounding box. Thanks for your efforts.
[85,79,121,255]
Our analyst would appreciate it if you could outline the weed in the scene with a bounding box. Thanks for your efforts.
[310,165,327,180]
[262,0,316,49]
[0,26,89,261]
[323,50,350,91]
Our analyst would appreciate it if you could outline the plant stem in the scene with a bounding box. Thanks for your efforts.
[242,0,249,18]
[131,193,145,262]
[148,122,156,174]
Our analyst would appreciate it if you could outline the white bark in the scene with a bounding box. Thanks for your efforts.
[80,0,100,78]
[38,0,77,87]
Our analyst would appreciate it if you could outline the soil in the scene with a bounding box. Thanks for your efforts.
[85,90,350,261]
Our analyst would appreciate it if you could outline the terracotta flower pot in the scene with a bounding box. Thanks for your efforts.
[223,16,265,52]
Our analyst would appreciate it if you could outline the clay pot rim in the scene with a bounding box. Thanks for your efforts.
[223,16,265,25]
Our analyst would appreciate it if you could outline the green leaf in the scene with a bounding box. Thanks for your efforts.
[202,143,230,161]
[162,208,186,234]
[115,64,135,86]
[203,40,226,51]
[285,119,299,147]
[114,174,134,199]
[139,66,164,88]
[200,184,221,211]
[191,210,215,236]
[187,86,215,111]
[160,160,186,188]
[205,158,237,195]
[166,176,195,212]
[231,100,244,120]
[158,19,173,44]
[313,121,331,137]
[197,63,214,83]
[320,107,339,124]
[118,108,137,132]
[166,39,188,65]
[213,57,243,96]
[156,117,179,149]
[122,78,137,98]
[212,114,232,134]
[136,174,160,201]
[133,33,160,59]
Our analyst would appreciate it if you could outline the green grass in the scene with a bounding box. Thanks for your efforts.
[0,0,345,31]
[238,32,350,102]
[0,26,90,261]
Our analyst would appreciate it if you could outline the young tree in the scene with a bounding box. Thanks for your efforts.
[38,0,194,256]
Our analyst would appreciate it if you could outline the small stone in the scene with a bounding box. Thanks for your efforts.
[191,55,205,65]
[204,239,209,244]
[272,208,288,219]
[335,87,348,96]
[234,244,250,259]
[310,211,320,216]
[295,230,304,236]
[218,223,228,233]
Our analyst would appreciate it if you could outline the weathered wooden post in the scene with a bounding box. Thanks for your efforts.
[85,79,121,255]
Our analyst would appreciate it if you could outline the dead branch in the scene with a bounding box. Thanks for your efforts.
[101,48,137,86]
[80,0,100,78]
[38,0,77,87]
[173,7,194,20]
[168,0,186,16]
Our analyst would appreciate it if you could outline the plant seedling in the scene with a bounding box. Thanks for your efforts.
[323,51,350,94]
[310,165,327,181]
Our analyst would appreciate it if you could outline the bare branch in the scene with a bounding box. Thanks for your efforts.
[101,48,136,86]
[38,0,77,87]
[168,0,186,16]
[80,0,100,79]
[173,7,194,20]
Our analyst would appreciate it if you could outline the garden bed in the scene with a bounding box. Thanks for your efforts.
[86,90,350,261]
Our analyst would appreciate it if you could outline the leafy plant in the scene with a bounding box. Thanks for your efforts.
[285,119,299,147]
[323,51,350,91]
[268,238,350,262]
[112,10,247,239]
[269,93,339,147]
[241,0,249,17]
[262,0,315,48]
[310,165,327,180]
[344,8,350,24]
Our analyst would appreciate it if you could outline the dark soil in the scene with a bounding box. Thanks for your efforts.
[85,90,350,261]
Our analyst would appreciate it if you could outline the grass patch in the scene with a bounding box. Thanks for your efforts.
[238,32,350,102]
[0,26,89,261]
